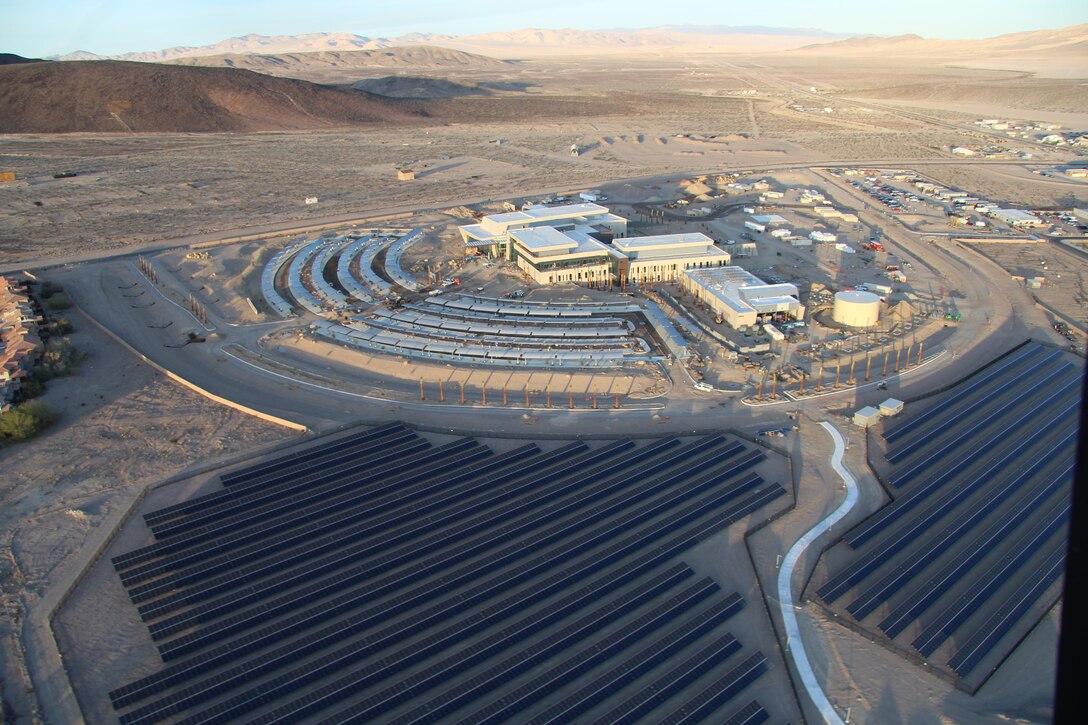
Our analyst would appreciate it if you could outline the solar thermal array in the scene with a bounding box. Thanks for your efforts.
[109,423,786,723]
[812,342,1078,688]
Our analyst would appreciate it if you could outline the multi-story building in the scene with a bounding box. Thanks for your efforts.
[458,203,628,260]
[461,206,731,287]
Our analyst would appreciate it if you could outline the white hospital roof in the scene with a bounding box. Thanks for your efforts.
[612,232,713,250]
[485,202,609,226]
[509,226,579,253]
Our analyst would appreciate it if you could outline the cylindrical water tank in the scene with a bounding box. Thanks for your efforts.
[833,290,881,327]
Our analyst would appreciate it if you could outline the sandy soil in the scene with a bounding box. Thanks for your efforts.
[0,313,289,723]
[3,54,1083,268]
[1,46,1084,725]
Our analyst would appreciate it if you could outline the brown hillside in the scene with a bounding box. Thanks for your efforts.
[0,60,427,133]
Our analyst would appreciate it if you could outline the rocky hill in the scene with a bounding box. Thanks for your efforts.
[0,61,426,133]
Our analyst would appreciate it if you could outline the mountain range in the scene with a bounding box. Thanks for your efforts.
[52,26,855,62]
[794,23,1088,60]
[47,23,1088,65]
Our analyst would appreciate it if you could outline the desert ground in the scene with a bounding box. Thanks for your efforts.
[0,43,1084,725]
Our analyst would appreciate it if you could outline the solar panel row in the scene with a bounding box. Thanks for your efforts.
[152,437,686,655]
[885,361,1070,464]
[844,398,1079,550]
[136,443,554,617]
[887,377,1078,488]
[912,500,1071,657]
[132,439,490,594]
[946,543,1066,676]
[116,536,692,712]
[120,477,783,720]
[846,451,1074,620]
[110,430,784,724]
[657,657,770,725]
[121,438,478,584]
[113,460,777,716]
[879,464,1074,638]
[138,424,411,537]
[379,578,724,725]
[116,435,433,572]
[589,638,753,725]
[146,438,483,555]
[177,423,404,499]
[821,417,1076,605]
[146,427,421,534]
[809,341,1076,689]
[192,566,695,725]
[719,700,770,725]
[882,345,1049,443]
[522,594,746,725]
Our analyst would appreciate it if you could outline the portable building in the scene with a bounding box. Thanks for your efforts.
[879,398,904,416]
[854,406,881,428]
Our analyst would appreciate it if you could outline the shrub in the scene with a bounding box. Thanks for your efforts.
[46,294,72,311]
[0,401,57,442]
[51,318,74,335]
[38,280,63,299]
[18,377,44,399]
[37,338,85,380]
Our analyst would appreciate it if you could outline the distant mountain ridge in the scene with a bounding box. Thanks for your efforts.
[164,46,510,74]
[44,22,1088,64]
[50,25,856,62]
[795,23,1088,58]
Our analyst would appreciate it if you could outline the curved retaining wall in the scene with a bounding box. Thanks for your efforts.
[76,307,308,432]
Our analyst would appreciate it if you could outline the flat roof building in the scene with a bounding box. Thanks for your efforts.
[508,227,614,286]
[459,203,628,258]
[680,266,805,328]
[991,208,1045,228]
[854,406,882,428]
[460,209,730,287]
[611,233,731,285]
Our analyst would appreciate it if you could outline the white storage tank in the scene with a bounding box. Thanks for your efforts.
[833,290,881,327]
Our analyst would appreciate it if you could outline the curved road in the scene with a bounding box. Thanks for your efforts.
[777,421,860,725]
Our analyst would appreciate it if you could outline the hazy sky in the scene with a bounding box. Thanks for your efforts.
[3,0,1086,57]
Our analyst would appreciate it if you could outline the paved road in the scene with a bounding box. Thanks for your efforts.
[777,421,860,725]
[2,157,1069,274]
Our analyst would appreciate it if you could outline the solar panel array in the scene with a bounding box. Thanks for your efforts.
[109,423,786,723]
[812,342,1078,687]
[311,292,658,368]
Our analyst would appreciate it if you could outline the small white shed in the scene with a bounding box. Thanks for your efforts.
[853,406,882,428]
[879,398,904,416]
